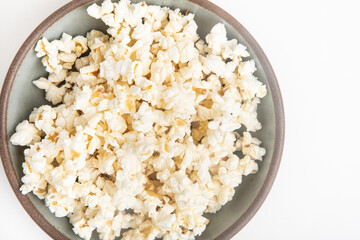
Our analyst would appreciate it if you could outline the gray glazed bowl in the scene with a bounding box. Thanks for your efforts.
[0,0,284,239]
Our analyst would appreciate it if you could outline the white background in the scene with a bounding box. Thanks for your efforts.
[1,0,359,239]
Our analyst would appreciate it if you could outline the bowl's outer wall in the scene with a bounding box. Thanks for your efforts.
[2,0,283,240]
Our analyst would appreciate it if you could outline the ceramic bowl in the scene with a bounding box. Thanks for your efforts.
[0,0,284,239]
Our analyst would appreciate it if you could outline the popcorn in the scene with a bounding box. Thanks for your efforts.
[132,102,154,133]
[75,56,90,71]
[11,1,267,240]
[205,23,227,56]
[19,162,47,196]
[155,204,176,230]
[36,33,89,74]
[10,120,41,146]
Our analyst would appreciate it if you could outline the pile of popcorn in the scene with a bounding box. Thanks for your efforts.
[10,0,267,239]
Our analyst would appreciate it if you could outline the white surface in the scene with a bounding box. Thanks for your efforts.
[1,0,359,239]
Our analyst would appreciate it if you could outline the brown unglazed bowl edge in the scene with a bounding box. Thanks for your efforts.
[0,0,285,239]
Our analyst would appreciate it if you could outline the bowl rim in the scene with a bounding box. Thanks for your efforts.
[0,0,285,239]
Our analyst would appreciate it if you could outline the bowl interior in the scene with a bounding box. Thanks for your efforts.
[6,0,277,239]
